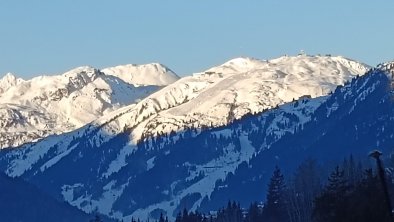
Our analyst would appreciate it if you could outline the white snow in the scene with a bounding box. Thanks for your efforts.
[267,96,326,137]
[0,63,178,148]
[0,73,24,94]
[95,180,128,216]
[102,144,136,178]
[62,180,128,219]
[62,183,85,203]
[6,134,66,177]
[146,156,156,171]
[86,55,369,146]
[102,63,179,86]
[3,55,365,149]
[40,143,79,172]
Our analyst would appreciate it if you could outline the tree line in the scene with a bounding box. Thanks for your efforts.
[93,155,394,222]
[172,155,394,222]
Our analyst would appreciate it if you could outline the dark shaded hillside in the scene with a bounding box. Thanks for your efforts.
[0,172,94,222]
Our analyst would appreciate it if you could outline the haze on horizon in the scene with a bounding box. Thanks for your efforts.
[1,0,393,78]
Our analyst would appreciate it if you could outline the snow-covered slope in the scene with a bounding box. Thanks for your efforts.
[0,55,371,220]
[93,55,369,144]
[0,64,179,148]
[102,63,179,86]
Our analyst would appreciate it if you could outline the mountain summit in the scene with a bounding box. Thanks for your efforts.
[102,63,179,86]
[0,73,24,94]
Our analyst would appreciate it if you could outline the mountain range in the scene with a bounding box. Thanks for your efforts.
[1,55,393,221]
[0,63,179,148]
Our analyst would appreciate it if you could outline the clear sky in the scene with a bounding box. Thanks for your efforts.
[1,0,393,78]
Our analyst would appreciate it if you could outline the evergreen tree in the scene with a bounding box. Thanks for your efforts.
[342,155,362,187]
[175,212,182,222]
[313,166,349,222]
[182,208,189,222]
[89,215,103,222]
[263,166,289,222]
[159,213,165,222]
[314,167,392,222]
[246,202,262,222]
[348,169,391,222]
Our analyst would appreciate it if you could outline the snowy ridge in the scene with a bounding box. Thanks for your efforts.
[102,63,179,86]
[0,64,179,148]
[378,61,394,72]
[91,55,370,144]
[378,61,394,79]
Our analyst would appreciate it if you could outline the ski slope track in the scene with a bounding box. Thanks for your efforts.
[0,55,375,220]
[0,64,179,148]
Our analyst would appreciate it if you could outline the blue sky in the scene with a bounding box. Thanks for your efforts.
[1,1,393,78]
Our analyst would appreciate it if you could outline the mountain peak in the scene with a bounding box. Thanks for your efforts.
[377,61,394,74]
[102,63,179,86]
[205,54,369,77]
[266,54,370,77]
[205,57,267,74]
[3,72,16,79]
[0,73,24,93]
[1,72,22,82]
[62,66,100,78]
[223,57,266,66]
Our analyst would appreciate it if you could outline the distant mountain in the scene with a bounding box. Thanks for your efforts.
[0,55,374,221]
[0,172,95,222]
[62,55,369,146]
[0,73,24,93]
[102,63,179,86]
[0,64,179,148]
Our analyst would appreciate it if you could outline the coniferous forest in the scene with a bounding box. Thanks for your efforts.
[121,155,394,222]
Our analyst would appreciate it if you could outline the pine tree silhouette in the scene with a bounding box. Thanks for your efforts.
[263,166,288,222]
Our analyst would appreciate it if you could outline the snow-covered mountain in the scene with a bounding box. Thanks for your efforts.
[378,61,394,76]
[0,64,179,148]
[0,55,373,220]
[102,63,179,86]
[92,55,369,144]
[0,73,24,94]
